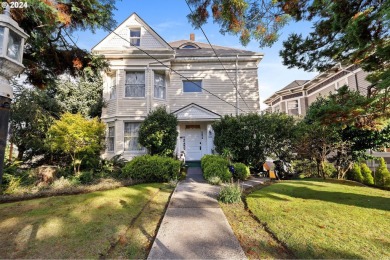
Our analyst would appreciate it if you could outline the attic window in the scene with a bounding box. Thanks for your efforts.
[130,28,141,46]
[182,45,197,49]
[179,43,200,49]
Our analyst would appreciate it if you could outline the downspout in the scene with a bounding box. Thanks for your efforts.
[236,54,239,116]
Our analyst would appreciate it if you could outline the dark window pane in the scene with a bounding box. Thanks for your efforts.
[130,29,141,37]
[183,81,202,92]
[182,45,197,49]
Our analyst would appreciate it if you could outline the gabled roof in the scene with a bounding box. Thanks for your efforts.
[170,40,260,57]
[278,80,309,92]
[172,103,221,121]
[92,12,173,51]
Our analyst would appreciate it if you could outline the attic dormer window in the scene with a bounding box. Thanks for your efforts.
[179,43,200,49]
[130,28,141,46]
[182,45,197,49]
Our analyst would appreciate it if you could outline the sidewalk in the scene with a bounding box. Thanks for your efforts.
[147,167,246,259]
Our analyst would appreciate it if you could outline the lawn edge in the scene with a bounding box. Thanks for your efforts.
[241,183,296,259]
[0,179,142,204]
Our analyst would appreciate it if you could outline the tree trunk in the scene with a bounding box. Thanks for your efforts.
[320,160,326,179]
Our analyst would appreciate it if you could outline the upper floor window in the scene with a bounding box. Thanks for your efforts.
[125,72,145,97]
[287,100,299,115]
[154,73,166,99]
[182,45,197,49]
[183,80,202,93]
[124,122,144,151]
[107,126,115,152]
[108,74,116,99]
[130,28,141,46]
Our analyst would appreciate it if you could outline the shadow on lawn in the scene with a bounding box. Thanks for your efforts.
[0,184,170,259]
[250,183,390,211]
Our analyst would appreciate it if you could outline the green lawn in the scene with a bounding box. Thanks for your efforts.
[0,183,173,259]
[246,179,390,259]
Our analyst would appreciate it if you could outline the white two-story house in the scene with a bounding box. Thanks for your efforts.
[92,13,263,161]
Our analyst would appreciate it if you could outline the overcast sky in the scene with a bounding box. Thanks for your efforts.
[74,0,318,109]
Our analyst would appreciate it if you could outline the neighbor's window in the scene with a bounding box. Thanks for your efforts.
[108,75,116,99]
[125,72,145,97]
[154,73,166,99]
[287,100,299,115]
[107,126,115,152]
[124,122,143,151]
[183,80,202,93]
[130,28,141,46]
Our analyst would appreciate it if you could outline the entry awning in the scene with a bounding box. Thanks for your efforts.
[172,103,221,121]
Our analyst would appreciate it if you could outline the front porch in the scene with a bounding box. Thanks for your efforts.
[172,103,220,161]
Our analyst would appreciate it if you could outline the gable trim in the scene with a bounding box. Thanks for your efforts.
[92,12,173,51]
[172,103,221,121]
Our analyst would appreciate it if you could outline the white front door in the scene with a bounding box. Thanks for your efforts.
[185,126,202,161]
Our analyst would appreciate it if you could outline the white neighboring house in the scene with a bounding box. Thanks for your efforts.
[92,13,263,161]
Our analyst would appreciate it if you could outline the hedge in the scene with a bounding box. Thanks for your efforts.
[122,155,181,182]
[233,162,250,180]
[201,155,231,182]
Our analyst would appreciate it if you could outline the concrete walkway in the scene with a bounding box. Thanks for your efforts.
[148,167,246,259]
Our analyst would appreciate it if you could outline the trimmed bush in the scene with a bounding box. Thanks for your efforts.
[122,155,181,182]
[375,158,390,187]
[346,163,364,183]
[360,163,374,185]
[218,183,242,203]
[203,162,232,182]
[233,162,250,180]
[201,155,231,182]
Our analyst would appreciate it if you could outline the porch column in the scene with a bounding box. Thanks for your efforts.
[175,124,180,158]
[206,123,214,154]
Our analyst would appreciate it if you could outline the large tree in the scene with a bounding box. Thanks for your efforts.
[187,0,390,124]
[10,0,116,88]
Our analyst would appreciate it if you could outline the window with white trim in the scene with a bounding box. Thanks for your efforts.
[125,72,145,97]
[130,28,141,46]
[108,75,116,99]
[124,122,143,151]
[183,80,202,93]
[107,126,115,152]
[154,72,166,99]
[287,100,299,115]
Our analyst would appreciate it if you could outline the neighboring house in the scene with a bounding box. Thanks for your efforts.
[263,64,371,116]
[264,65,390,166]
[92,13,263,161]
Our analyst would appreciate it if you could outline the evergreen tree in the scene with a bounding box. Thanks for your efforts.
[360,163,374,185]
[374,158,390,186]
[346,163,364,183]
[139,106,178,156]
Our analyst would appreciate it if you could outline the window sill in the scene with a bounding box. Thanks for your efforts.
[153,97,167,101]
[123,97,146,100]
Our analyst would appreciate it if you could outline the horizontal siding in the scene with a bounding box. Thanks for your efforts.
[307,83,335,105]
[117,99,147,117]
[168,67,259,115]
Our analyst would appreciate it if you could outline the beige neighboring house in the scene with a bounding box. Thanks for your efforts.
[263,64,390,166]
[263,64,371,116]
[92,13,263,161]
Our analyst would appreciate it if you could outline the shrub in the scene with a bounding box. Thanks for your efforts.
[233,163,250,180]
[218,183,242,203]
[139,106,178,156]
[76,171,94,184]
[208,176,222,185]
[46,112,105,174]
[360,163,374,185]
[324,162,337,178]
[122,155,181,182]
[346,163,364,183]
[51,177,76,190]
[374,158,390,186]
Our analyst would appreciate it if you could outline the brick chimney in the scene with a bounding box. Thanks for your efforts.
[190,33,195,41]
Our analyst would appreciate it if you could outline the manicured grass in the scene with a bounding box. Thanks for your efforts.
[247,179,390,259]
[0,183,173,259]
[220,201,293,259]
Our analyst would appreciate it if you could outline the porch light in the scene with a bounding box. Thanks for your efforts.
[0,6,28,186]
